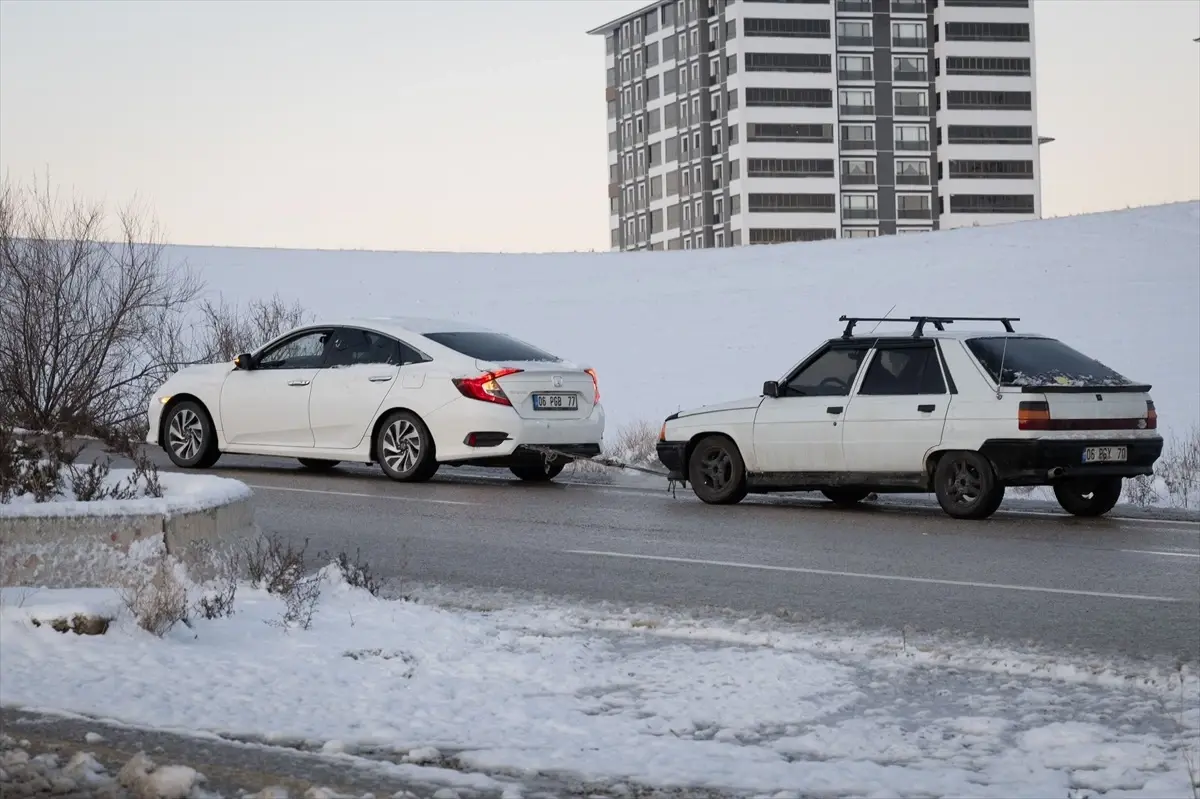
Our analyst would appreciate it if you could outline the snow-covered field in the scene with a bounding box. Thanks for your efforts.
[2,569,1197,798]
[170,202,1200,446]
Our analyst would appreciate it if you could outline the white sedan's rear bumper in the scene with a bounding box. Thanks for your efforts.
[425,397,606,464]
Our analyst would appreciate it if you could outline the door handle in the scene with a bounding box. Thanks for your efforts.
[917,403,935,413]
[287,379,310,387]
[826,406,843,415]
[368,375,394,383]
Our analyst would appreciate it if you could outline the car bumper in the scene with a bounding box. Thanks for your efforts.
[428,399,606,464]
[656,440,688,481]
[980,436,1164,484]
[146,398,164,446]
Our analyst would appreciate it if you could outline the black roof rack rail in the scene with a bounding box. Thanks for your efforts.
[838,315,1020,339]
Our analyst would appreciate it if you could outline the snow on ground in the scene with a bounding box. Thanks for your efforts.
[170,202,1200,445]
[0,468,251,518]
[2,572,1197,798]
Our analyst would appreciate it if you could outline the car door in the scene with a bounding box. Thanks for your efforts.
[841,339,952,474]
[752,340,872,474]
[308,327,405,450]
[219,328,331,448]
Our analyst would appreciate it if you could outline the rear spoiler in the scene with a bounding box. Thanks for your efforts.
[1018,384,1152,394]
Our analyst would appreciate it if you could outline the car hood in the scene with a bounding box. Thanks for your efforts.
[674,395,764,420]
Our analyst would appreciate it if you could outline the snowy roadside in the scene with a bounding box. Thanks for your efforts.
[3,565,1197,799]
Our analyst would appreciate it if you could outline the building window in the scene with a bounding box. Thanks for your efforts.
[712,126,722,150]
[949,194,1036,214]
[946,90,1032,110]
[945,21,1031,42]
[750,228,837,244]
[746,87,832,108]
[947,125,1033,145]
[749,158,836,178]
[891,21,926,47]
[715,230,724,247]
[693,131,702,150]
[836,20,871,44]
[747,52,832,73]
[894,90,928,115]
[748,193,837,213]
[843,228,878,239]
[893,55,927,80]
[743,18,831,38]
[948,159,1034,179]
[693,234,704,248]
[946,56,1032,76]
[838,54,872,79]
[894,124,929,150]
[750,122,835,143]
[683,237,693,249]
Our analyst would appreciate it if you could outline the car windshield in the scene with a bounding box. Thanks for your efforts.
[423,331,560,363]
[965,336,1135,388]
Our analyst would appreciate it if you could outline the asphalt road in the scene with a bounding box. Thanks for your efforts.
[104,446,1200,664]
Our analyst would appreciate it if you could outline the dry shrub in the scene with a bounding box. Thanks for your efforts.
[1158,424,1200,509]
[119,559,189,637]
[0,424,163,503]
[241,532,322,630]
[606,419,661,468]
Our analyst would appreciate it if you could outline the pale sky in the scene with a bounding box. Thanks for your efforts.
[1,0,1197,253]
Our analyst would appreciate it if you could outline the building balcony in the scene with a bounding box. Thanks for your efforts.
[896,173,931,185]
[894,104,930,117]
[892,37,928,48]
[893,70,929,82]
[840,138,877,151]
[898,207,933,219]
[842,208,879,220]
[895,139,930,151]
[891,0,927,13]
[837,0,872,11]
[837,35,873,47]
[839,70,874,81]
[839,104,876,116]
[841,173,877,186]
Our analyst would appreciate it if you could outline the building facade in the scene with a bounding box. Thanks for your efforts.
[587,0,1042,251]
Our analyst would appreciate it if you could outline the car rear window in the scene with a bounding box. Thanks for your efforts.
[423,331,560,363]
[965,336,1135,388]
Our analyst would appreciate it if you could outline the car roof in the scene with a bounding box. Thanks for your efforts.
[316,316,497,338]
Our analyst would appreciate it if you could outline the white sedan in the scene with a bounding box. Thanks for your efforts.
[146,317,605,482]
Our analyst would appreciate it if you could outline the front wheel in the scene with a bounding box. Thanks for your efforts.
[375,411,439,482]
[510,458,567,483]
[1053,477,1122,517]
[687,435,748,505]
[163,400,221,469]
[933,451,1005,520]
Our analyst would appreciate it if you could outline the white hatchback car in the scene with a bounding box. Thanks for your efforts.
[147,317,605,482]
[656,316,1163,520]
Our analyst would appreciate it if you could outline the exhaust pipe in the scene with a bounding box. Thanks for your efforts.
[1047,467,1066,479]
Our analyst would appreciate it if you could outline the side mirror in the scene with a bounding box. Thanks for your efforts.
[763,380,780,398]
[233,353,253,370]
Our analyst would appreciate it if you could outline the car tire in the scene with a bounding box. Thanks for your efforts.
[821,487,872,507]
[933,451,1005,520]
[162,400,221,469]
[1052,477,1123,517]
[297,458,340,472]
[510,458,568,483]
[687,435,748,505]
[375,410,439,483]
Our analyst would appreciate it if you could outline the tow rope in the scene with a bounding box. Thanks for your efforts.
[523,445,683,497]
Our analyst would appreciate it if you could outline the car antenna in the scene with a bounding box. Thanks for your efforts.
[868,304,897,335]
[995,336,1011,400]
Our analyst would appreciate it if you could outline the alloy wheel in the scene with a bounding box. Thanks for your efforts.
[168,408,204,461]
[382,418,421,474]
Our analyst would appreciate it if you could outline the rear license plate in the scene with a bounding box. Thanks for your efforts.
[532,393,578,411]
[1082,446,1127,463]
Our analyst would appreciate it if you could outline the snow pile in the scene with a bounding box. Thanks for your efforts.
[172,202,1200,444]
[2,574,1196,797]
[0,468,252,518]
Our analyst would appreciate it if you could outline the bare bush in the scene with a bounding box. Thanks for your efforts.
[195,293,312,363]
[1,423,163,502]
[0,175,203,437]
[1158,425,1200,509]
[606,419,661,468]
[1122,474,1159,508]
[268,572,322,631]
[242,532,312,596]
[194,577,237,620]
[119,559,189,637]
[325,547,382,597]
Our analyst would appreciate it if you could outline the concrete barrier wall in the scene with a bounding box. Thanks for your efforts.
[0,495,256,588]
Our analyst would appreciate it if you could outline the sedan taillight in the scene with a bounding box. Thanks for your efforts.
[452,368,522,406]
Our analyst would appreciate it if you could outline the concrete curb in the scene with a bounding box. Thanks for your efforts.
[0,491,257,588]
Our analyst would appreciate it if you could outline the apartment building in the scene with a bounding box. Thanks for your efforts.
[587,0,1042,251]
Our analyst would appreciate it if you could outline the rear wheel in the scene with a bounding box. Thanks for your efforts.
[510,458,567,483]
[821,487,871,507]
[1053,477,1123,517]
[163,400,221,469]
[933,451,1005,520]
[297,458,340,472]
[687,435,748,505]
[375,411,439,483]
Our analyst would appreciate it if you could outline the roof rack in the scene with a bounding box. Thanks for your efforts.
[838,315,1020,339]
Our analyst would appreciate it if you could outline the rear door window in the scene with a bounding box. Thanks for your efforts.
[857,344,947,396]
[965,336,1134,387]
[423,332,560,363]
[325,328,402,368]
